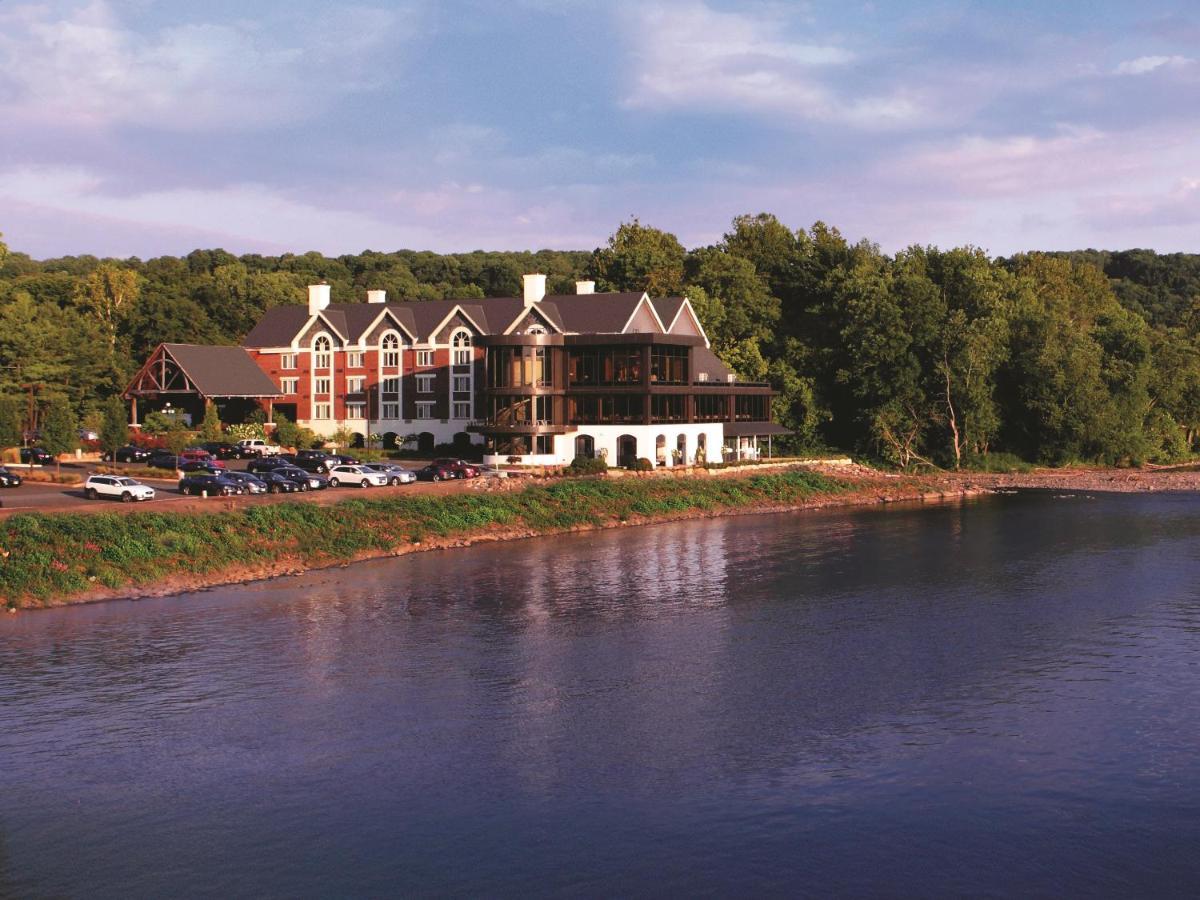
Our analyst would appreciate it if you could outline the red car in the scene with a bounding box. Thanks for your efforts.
[431,458,480,478]
[179,449,226,469]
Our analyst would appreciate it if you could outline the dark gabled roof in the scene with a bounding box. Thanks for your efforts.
[538,293,647,334]
[242,307,313,348]
[163,344,282,397]
[651,296,686,328]
[692,346,735,382]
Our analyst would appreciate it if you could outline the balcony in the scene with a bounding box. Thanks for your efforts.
[466,419,576,435]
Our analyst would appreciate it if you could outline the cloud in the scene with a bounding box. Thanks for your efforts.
[617,0,923,128]
[1114,55,1194,76]
[0,1,411,131]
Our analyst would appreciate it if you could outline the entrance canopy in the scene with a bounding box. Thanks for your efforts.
[124,343,281,424]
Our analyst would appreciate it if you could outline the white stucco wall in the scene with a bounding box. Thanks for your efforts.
[484,423,725,467]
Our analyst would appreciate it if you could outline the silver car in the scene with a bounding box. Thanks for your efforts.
[327,465,389,488]
[362,462,416,486]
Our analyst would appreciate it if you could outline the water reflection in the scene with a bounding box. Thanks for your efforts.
[2,492,1200,896]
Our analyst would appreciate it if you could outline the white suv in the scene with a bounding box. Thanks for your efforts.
[85,475,156,503]
[327,465,388,488]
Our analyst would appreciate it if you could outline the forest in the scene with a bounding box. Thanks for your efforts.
[1,217,1198,468]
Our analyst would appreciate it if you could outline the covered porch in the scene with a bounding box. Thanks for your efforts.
[722,422,792,461]
[124,343,282,427]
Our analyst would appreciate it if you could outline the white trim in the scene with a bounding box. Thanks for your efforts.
[667,298,711,348]
[291,311,348,348]
[427,304,486,342]
[361,306,418,343]
[502,305,562,335]
[619,293,667,335]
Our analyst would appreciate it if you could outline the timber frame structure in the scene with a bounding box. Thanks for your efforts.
[123,343,282,426]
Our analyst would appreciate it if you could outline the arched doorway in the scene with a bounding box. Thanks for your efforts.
[351,432,365,449]
[676,433,687,465]
[452,431,472,449]
[383,431,398,450]
[418,432,435,454]
[655,434,667,466]
[617,434,637,467]
[696,432,707,464]
[574,434,595,458]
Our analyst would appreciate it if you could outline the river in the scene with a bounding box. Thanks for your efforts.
[3,491,1200,897]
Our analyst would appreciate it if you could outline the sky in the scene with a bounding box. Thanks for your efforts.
[0,0,1197,259]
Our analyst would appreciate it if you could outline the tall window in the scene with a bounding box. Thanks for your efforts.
[416,350,434,367]
[280,377,298,394]
[346,403,366,419]
[315,377,331,394]
[415,403,434,420]
[382,402,400,419]
[416,374,435,393]
[347,376,365,393]
[382,334,401,368]
[382,377,400,394]
[346,351,364,368]
[452,330,472,365]
[313,402,331,420]
[280,353,297,369]
[313,336,331,369]
[452,375,471,393]
[453,402,471,420]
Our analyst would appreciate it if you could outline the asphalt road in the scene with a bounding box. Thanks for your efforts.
[0,458,499,515]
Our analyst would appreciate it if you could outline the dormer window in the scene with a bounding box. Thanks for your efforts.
[313,335,332,369]
[452,329,472,365]
[382,333,401,368]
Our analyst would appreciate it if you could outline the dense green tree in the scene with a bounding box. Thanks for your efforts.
[0,396,21,449]
[39,395,77,474]
[587,219,685,295]
[199,403,224,442]
[100,394,129,458]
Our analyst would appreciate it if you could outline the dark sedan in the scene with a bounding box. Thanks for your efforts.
[20,447,54,465]
[148,452,180,470]
[200,442,245,460]
[255,470,304,493]
[247,456,294,473]
[103,444,153,463]
[415,463,457,482]
[220,471,268,494]
[0,466,23,487]
[274,466,330,491]
[178,474,245,496]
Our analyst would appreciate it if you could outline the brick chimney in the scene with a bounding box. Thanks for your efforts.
[308,284,331,316]
[523,273,546,308]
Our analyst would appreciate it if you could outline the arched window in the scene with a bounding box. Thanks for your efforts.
[451,329,473,365]
[381,332,400,368]
[313,335,332,369]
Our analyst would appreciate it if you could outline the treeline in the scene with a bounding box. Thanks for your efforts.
[1,221,1198,467]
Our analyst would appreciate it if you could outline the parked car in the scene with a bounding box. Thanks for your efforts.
[247,456,293,473]
[327,464,388,488]
[147,451,180,470]
[0,466,23,488]
[178,474,245,496]
[85,474,155,502]
[200,442,244,460]
[415,462,457,482]
[235,438,281,457]
[273,466,330,491]
[326,453,361,467]
[361,462,416,485]
[20,447,54,465]
[179,450,225,471]
[102,444,153,463]
[221,471,268,494]
[255,470,304,494]
[295,449,334,472]
[432,458,480,478]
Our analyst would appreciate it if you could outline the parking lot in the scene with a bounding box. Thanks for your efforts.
[0,458,504,516]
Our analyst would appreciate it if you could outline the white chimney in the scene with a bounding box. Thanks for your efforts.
[575,280,595,295]
[367,289,387,304]
[523,273,546,308]
[308,283,331,316]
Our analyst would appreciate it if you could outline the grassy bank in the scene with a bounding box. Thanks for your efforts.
[0,470,855,608]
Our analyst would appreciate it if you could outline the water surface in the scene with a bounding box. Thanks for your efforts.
[2,492,1200,897]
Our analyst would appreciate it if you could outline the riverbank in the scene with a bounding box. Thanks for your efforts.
[0,466,980,610]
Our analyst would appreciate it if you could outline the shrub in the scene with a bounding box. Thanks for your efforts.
[630,457,654,471]
[567,455,608,475]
